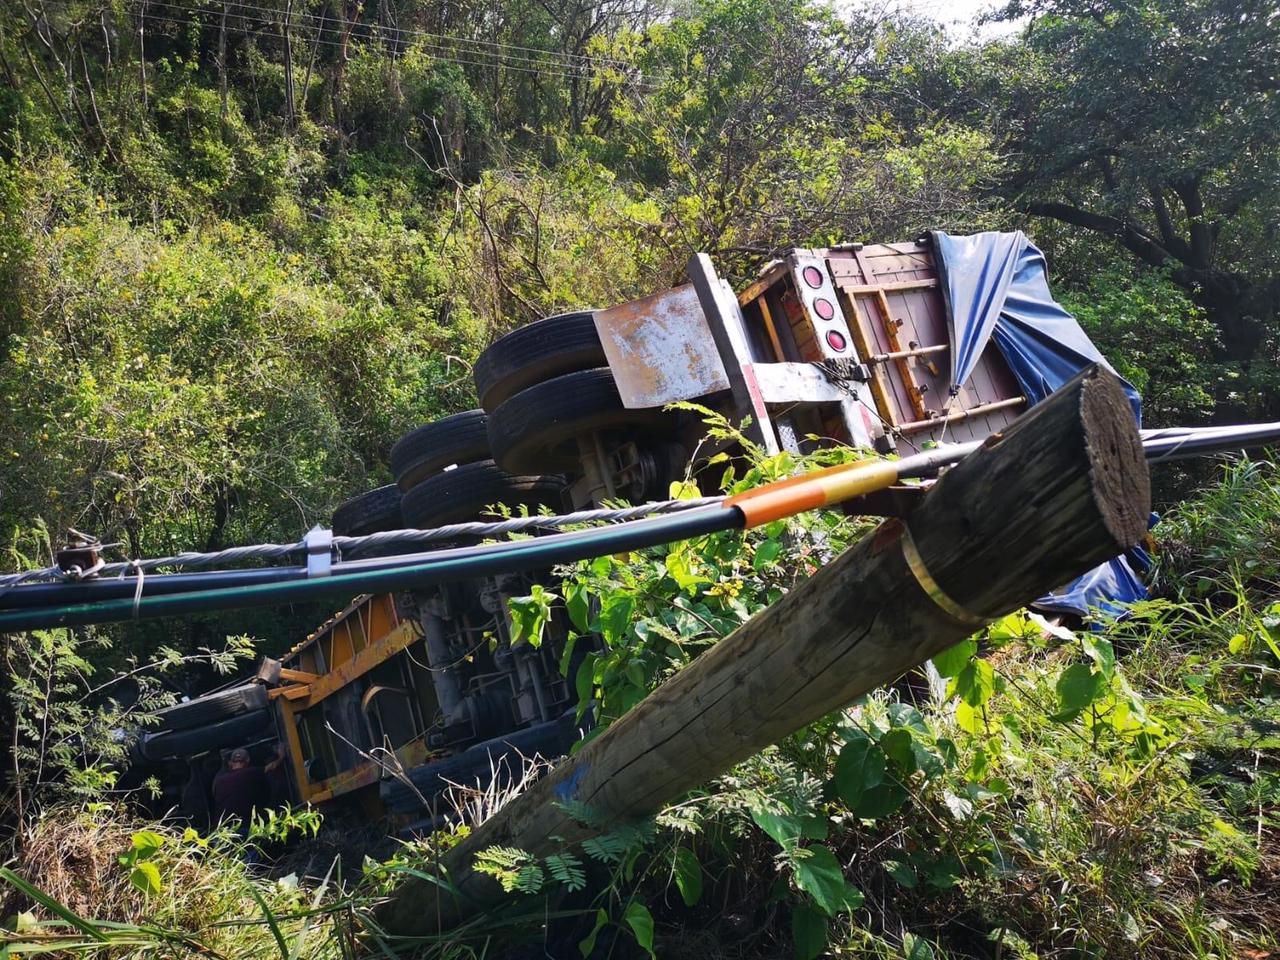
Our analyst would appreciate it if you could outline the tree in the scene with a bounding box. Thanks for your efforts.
[608,0,1000,283]
[991,0,1280,405]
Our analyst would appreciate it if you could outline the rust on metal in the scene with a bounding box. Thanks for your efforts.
[841,292,897,427]
[874,289,929,421]
[594,284,730,409]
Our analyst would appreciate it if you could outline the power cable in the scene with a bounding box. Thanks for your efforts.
[36,0,652,84]
[112,7,643,86]
[1,423,1278,632]
[182,0,637,68]
[0,496,722,589]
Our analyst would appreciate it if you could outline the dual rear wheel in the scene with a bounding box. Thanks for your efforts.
[475,311,682,502]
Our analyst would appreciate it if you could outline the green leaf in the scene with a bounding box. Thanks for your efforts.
[883,859,917,889]
[947,659,996,707]
[598,594,635,644]
[129,861,162,897]
[879,729,915,772]
[910,741,945,779]
[798,813,829,841]
[903,932,935,960]
[559,633,579,679]
[546,853,587,892]
[1055,663,1106,718]
[1081,634,1116,680]
[508,586,555,648]
[792,846,862,917]
[574,656,596,722]
[853,781,908,820]
[791,903,828,960]
[754,539,783,571]
[750,807,802,849]
[130,830,165,859]
[924,855,963,891]
[673,847,703,907]
[578,908,608,958]
[624,901,655,957]
[1228,633,1247,654]
[565,582,591,634]
[833,738,885,809]
[931,637,976,678]
[887,703,929,735]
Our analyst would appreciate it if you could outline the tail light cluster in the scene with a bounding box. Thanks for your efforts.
[794,256,853,357]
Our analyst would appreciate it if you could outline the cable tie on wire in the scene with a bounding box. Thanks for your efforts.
[304,526,334,578]
[130,561,145,619]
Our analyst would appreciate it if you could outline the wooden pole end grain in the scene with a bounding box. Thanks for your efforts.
[910,363,1150,621]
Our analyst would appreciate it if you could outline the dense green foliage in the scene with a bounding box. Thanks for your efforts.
[2,0,1279,955]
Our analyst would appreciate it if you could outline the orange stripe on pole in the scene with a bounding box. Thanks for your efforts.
[726,460,900,527]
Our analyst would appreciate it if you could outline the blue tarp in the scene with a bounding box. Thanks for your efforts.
[931,229,1147,618]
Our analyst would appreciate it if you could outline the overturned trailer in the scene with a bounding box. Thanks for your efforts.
[132,230,1148,829]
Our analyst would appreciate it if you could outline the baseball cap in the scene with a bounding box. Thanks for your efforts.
[229,747,250,763]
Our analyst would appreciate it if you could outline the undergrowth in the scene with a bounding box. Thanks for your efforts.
[2,458,1278,959]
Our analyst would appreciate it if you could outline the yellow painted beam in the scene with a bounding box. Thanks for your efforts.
[290,620,423,711]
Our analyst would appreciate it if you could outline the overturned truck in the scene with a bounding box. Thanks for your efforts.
[132,230,1146,830]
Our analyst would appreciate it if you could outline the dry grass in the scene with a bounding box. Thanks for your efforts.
[4,808,147,924]
[3,804,350,959]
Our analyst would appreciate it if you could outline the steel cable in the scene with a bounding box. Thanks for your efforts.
[0,497,723,589]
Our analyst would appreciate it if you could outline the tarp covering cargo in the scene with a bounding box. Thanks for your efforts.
[933,229,1146,617]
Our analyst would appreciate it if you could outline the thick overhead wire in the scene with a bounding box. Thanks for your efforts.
[0,423,1277,632]
[2,422,1279,593]
[0,505,741,631]
[174,0,637,68]
[0,496,722,589]
[37,0,654,87]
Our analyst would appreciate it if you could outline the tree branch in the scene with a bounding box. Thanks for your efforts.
[1022,200,1180,270]
[1171,176,1212,271]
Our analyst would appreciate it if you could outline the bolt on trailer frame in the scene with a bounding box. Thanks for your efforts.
[593,238,1028,462]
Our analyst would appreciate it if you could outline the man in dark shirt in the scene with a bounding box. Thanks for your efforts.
[211,747,268,829]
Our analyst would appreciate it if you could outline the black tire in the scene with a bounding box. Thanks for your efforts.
[382,714,581,812]
[141,709,275,761]
[487,367,672,475]
[332,484,403,536]
[400,461,566,528]
[473,311,605,412]
[151,683,269,733]
[390,410,490,492]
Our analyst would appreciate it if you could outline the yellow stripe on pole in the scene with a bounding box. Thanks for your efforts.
[812,460,900,508]
[727,459,901,527]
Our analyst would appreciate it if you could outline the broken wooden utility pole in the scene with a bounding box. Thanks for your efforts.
[372,365,1150,939]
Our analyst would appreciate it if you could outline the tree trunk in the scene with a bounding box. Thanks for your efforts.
[217,1,228,127]
[372,365,1151,938]
[282,0,296,130]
